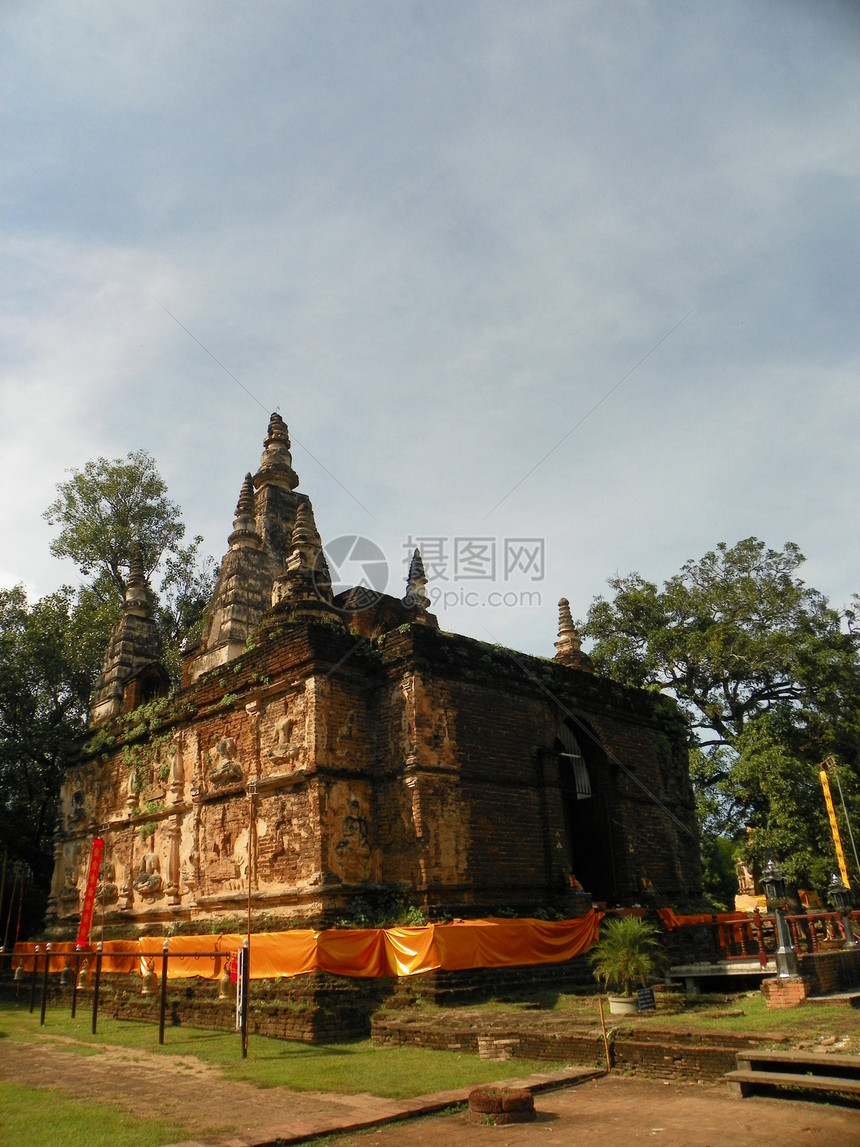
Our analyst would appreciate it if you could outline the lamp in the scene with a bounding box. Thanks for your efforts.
[761,861,798,978]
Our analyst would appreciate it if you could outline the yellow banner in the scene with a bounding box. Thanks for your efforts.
[821,769,850,888]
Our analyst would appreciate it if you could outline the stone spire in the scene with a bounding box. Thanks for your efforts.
[271,499,340,621]
[125,548,148,613]
[402,548,431,620]
[554,598,594,673]
[254,412,299,492]
[227,473,262,551]
[89,555,164,726]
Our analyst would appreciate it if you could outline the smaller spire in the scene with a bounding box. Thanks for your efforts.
[124,549,149,615]
[402,548,431,619]
[554,598,594,673]
[228,473,262,550]
[271,498,338,618]
[254,411,299,491]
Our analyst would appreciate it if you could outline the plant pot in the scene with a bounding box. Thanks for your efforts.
[608,995,638,1015]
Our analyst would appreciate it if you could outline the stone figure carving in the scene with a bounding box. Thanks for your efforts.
[735,858,757,897]
[58,856,81,910]
[208,736,243,787]
[168,736,185,801]
[133,846,163,898]
[67,787,86,830]
[268,715,301,761]
[97,853,119,903]
[333,797,372,883]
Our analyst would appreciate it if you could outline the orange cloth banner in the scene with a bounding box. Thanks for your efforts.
[15,913,603,981]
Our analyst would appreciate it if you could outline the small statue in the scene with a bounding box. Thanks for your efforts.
[208,736,243,787]
[269,715,301,761]
[133,845,163,898]
[97,852,119,903]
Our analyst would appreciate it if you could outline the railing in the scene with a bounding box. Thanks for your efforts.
[2,939,251,1057]
[667,909,860,967]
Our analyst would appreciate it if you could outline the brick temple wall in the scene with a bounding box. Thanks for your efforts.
[47,615,701,936]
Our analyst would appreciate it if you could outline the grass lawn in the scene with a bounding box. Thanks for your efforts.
[1,1000,564,1097]
[428,987,860,1043]
[0,1082,194,1147]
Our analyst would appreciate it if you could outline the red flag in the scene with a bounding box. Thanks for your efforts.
[75,838,104,948]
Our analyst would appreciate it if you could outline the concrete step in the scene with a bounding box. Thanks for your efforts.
[726,1067,860,1100]
[735,1049,860,1079]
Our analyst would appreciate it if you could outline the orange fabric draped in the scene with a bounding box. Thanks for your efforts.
[13,912,603,981]
[657,907,750,931]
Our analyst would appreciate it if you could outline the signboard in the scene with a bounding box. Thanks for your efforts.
[75,838,104,948]
[637,987,656,1012]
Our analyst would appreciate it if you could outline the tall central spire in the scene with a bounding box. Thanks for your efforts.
[254,412,298,492]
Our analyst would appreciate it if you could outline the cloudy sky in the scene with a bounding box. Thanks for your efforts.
[2,0,857,657]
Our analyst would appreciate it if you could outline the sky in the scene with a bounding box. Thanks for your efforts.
[1,0,858,658]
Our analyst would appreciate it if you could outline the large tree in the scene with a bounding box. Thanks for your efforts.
[0,454,217,937]
[0,585,98,934]
[43,451,216,678]
[44,451,185,599]
[583,538,860,896]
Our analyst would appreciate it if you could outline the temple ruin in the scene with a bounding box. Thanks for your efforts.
[46,414,702,935]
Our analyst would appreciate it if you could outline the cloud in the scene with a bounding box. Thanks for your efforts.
[1,1,857,652]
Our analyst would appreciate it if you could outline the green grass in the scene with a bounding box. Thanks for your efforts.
[1,1001,564,1098]
[0,1082,194,1147]
[407,989,860,1043]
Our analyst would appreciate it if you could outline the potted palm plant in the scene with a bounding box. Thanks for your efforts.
[589,915,665,1015]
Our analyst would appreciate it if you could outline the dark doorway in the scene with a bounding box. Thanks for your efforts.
[557,724,616,903]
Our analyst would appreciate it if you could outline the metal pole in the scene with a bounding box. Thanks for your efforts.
[246,784,256,943]
[158,941,169,1045]
[240,937,249,1059]
[29,945,39,1013]
[71,947,80,1017]
[91,942,103,1034]
[40,942,51,1026]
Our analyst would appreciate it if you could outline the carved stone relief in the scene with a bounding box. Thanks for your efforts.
[133,842,164,900]
[97,847,119,904]
[207,736,243,787]
[327,786,375,883]
[265,693,306,773]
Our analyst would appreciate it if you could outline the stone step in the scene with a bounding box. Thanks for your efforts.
[735,1049,860,1078]
[726,1068,860,1100]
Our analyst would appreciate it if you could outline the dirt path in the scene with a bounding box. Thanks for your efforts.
[326,1075,860,1147]
[2,1034,860,1147]
[0,1037,412,1143]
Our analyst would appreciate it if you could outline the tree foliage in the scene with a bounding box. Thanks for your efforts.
[0,585,98,932]
[44,451,185,599]
[43,451,216,678]
[584,538,860,894]
[1,452,217,936]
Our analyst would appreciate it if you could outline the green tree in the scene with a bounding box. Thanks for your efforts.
[44,451,184,599]
[583,538,860,895]
[0,455,217,936]
[43,451,216,680]
[0,586,98,934]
